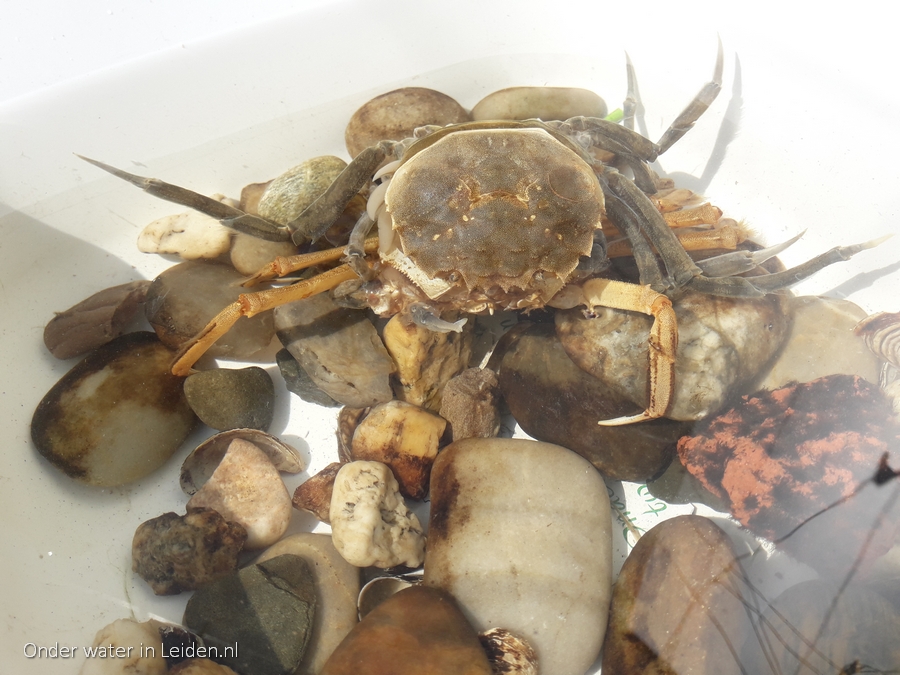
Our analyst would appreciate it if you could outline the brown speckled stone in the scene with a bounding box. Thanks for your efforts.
[132,508,246,595]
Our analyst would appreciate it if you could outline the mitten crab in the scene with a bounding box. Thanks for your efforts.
[80,46,881,424]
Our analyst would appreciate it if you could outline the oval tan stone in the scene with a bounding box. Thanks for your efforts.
[424,438,611,675]
[345,87,470,158]
[472,86,607,122]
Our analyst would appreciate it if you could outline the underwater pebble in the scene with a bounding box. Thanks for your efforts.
[678,374,900,576]
[424,438,611,675]
[603,515,751,675]
[557,288,790,420]
[187,438,292,550]
[439,367,501,441]
[31,332,196,487]
[498,323,684,481]
[757,294,882,389]
[138,210,233,260]
[382,312,473,411]
[344,87,470,157]
[471,86,607,122]
[330,461,426,568]
[292,462,343,523]
[274,293,394,407]
[741,579,900,672]
[320,585,492,675]
[43,280,150,359]
[257,533,361,675]
[183,367,275,431]
[257,156,349,226]
[132,508,247,595]
[644,454,730,513]
[351,400,447,500]
[239,180,271,214]
[80,618,167,675]
[275,348,340,407]
[181,429,304,496]
[184,554,317,675]
[145,260,275,359]
[229,232,299,276]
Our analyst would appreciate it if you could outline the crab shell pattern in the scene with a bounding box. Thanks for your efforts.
[374,127,605,315]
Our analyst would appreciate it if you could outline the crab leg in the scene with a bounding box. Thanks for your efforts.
[606,222,744,259]
[242,237,380,286]
[603,168,704,291]
[171,264,358,376]
[580,278,677,425]
[76,156,291,242]
[287,141,398,243]
[688,235,892,296]
[655,36,724,155]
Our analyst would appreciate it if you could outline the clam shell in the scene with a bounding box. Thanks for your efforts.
[181,429,305,495]
[856,311,900,369]
[357,573,421,619]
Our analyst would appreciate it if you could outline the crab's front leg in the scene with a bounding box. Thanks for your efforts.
[171,264,359,376]
[559,278,677,425]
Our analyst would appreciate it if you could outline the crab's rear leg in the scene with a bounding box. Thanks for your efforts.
[77,156,291,242]
[171,264,358,376]
[577,278,677,425]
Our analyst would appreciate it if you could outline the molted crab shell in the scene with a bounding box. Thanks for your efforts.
[382,127,605,310]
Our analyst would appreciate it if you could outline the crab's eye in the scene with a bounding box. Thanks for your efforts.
[533,271,545,282]
[448,271,460,283]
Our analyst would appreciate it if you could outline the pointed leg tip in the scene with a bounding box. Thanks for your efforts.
[597,411,661,426]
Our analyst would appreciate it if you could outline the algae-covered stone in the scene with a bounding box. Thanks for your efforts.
[183,554,316,675]
[132,508,246,595]
[257,156,348,226]
[183,367,275,431]
[424,438,611,675]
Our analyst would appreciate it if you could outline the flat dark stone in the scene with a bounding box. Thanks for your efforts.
[183,554,317,675]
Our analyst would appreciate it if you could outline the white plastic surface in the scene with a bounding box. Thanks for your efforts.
[1,1,899,673]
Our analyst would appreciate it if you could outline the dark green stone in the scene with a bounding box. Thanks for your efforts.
[184,366,275,431]
[184,553,317,675]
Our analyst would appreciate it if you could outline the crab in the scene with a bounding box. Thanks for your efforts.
[80,46,882,425]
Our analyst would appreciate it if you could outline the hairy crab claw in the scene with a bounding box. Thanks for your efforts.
[79,42,886,425]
